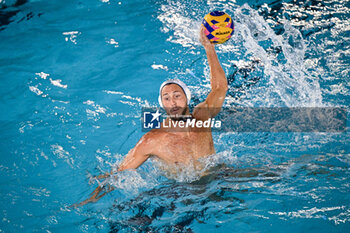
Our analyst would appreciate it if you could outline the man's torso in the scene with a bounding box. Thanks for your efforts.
[148,128,215,165]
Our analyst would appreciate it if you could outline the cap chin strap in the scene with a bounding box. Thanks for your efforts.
[158,79,191,108]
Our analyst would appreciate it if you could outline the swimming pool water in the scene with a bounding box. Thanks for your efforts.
[0,0,349,232]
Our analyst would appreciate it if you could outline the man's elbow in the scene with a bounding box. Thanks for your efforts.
[212,75,228,91]
[212,83,228,93]
[223,84,228,92]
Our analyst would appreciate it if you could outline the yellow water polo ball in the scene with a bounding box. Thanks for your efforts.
[202,11,234,44]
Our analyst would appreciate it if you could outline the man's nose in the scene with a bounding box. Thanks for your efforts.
[171,98,177,106]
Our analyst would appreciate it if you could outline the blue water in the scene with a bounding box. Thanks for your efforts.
[0,0,349,232]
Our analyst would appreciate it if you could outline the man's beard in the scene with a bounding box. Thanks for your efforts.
[169,107,190,121]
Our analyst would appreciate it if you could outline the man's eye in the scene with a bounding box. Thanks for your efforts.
[164,97,169,101]
[175,95,180,98]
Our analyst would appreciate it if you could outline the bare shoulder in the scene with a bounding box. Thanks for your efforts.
[192,101,211,121]
[139,129,166,146]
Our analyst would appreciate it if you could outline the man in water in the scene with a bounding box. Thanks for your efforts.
[78,27,228,206]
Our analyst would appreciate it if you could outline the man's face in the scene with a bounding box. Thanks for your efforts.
[161,84,188,117]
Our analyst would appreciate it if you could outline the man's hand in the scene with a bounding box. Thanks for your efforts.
[194,26,228,119]
[199,26,215,50]
[71,184,115,208]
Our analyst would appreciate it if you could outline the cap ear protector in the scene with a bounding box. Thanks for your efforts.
[158,79,191,108]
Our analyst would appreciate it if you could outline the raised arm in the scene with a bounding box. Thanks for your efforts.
[194,26,228,118]
[73,133,153,207]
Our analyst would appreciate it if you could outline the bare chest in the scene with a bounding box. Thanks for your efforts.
[154,131,215,165]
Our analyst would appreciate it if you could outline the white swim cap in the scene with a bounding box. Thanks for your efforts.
[158,79,191,108]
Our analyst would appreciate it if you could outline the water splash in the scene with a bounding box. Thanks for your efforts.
[231,4,322,107]
[158,2,323,107]
[157,1,202,50]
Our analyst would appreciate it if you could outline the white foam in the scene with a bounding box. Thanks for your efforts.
[62,31,81,44]
[51,144,74,168]
[83,100,106,114]
[29,86,43,96]
[49,78,67,89]
[35,72,50,80]
[103,90,124,95]
[151,64,169,71]
[232,4,323,107]
[107,38,119,48]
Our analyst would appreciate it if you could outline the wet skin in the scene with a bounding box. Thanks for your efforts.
[75,26,228,206]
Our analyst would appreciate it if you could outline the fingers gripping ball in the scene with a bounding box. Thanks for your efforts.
[202,11,234,44]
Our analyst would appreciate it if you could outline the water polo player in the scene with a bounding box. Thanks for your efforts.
[76,26,228,206]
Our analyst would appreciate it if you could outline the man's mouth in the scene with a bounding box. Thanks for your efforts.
[170,107,181,114]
